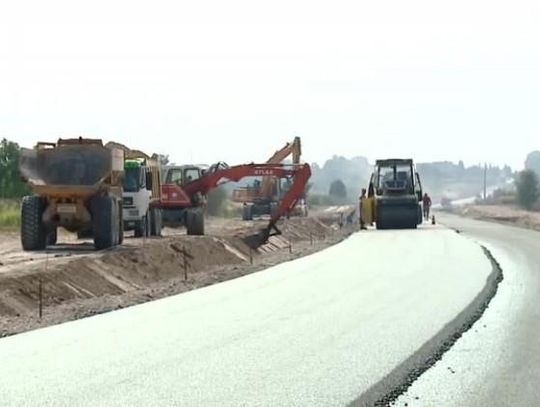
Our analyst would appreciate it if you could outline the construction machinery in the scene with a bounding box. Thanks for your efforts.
[122,152,162,237]
[19,138,124,250]
[160,162,312,243]
[232,137,307,220]
[370,158,423,229]
[105,142,163,238]
[160,164,207,234]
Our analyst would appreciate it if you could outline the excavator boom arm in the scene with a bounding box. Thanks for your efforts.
[183,163,311,242]
[260,136,301,197]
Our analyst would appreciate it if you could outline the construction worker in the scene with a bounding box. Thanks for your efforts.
[359,188,369,230]
[422,192,432,221]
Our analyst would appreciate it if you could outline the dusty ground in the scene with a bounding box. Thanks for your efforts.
[448,204,540,231]
[0,212,354,337]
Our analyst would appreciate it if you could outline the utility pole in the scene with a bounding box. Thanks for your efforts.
[483,163,487,201]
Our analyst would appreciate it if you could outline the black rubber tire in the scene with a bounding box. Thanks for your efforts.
[77,229,93,239]
[186,208,205,235]
[195,208,205,235]
[150,208,162,236]
[242,204,253,221]
[111,199,119,246]
[21,196,47,251]
[118,204,124,244]
[185,210,193,234]
[145,213,151,237]
[156,209,162,236]
[410,214,419,229]
[134,214,147,238]
[149,208,155,236]
[91,196,115,250]
[47,228,58,246]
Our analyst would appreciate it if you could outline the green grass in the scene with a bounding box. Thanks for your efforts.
[0,199,20,229]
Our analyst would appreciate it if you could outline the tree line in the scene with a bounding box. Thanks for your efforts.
[0,138,28,199]
[518,151,540,210]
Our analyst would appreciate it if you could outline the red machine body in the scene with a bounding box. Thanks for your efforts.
[159,162,311,243]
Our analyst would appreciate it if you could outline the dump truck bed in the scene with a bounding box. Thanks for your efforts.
[20,142,124,199]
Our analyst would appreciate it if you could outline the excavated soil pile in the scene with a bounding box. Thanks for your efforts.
[0,215,353,336]
[0,237,244,317]
[460,205,540,231]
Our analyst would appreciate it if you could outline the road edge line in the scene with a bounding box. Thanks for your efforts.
[349,245,503,407]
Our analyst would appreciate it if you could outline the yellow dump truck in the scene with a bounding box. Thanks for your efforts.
[19,138,125,250]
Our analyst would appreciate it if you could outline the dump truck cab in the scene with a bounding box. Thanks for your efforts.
[122,157,162,237]
[371,158,423,229]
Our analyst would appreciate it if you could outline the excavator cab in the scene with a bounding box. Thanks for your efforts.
[163,166,203,187]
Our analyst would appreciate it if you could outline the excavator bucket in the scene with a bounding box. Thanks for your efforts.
[243,230,268,249]
[242,222,282,249]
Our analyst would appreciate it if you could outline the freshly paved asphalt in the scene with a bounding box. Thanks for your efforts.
[0,225,491,406]
[397,213,540,406]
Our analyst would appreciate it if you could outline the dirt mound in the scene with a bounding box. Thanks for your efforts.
[276,217,336,240]
[0,236,244,317]
[460,205,540,231]
[0,214,354,336]
[236,216,337,246]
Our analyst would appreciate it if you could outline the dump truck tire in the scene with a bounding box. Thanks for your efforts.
[111,199,119,246]
[186,208,205,235]
[118,204,124,244]
[92,196,115,250]
[242,204,253,221]
[150,208,162,236]
[145,213,151,237]
[47,228,58,246]
[77,229,93,239]
[155,209,162,236]
[21,196,47,251]
[134,214,148,238]
[149,208,155,236]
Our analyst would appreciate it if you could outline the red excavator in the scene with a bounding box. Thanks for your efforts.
[232,137,306,220]
[160,162,311,245]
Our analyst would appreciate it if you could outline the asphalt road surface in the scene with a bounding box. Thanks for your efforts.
[397,213,540,406]
[0,224,492,406]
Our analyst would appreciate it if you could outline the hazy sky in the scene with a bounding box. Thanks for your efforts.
[1,0,539,169]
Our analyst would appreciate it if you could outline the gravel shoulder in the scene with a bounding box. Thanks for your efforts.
[448,204,540,231]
